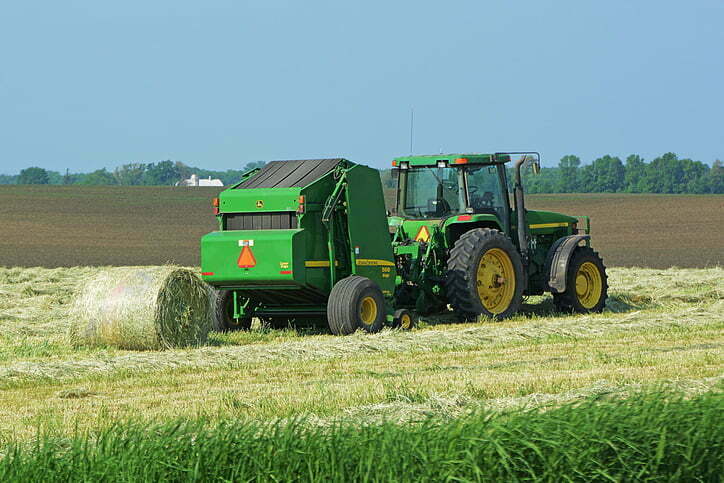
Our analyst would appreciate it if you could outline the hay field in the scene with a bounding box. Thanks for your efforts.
[0,265,721,441]
[1,188,722,478]
[1,186,722,268]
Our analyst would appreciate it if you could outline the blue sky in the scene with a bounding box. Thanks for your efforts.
[1,0,722,173]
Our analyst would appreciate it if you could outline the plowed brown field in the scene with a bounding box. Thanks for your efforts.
[0,186,721,268]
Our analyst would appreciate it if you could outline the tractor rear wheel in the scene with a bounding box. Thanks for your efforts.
[446,228,524,320]
[327,276,386,335]
[216,290,252,331]
[553,247,608,313]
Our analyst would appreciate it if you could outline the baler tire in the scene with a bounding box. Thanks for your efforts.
[446,228,524,321]
[553,247,608,314]
[327,276,385,335]
[392,309,416,330]
[216,290,252,332]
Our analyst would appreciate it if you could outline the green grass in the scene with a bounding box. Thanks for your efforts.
[1,391,721,482]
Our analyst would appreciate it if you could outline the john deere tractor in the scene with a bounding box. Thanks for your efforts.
[388,153,607,323]
[201,154,607,334]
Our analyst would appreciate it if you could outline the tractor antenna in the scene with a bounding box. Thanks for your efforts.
[409,107,414,154]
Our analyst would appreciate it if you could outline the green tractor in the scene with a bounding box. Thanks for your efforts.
[388,153,607,323]
[200,154,607,334]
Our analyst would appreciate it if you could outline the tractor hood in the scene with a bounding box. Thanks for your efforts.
[526,210,578,232]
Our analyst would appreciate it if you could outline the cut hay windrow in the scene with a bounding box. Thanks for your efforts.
[5,299,719,388]
[68,267,214,350]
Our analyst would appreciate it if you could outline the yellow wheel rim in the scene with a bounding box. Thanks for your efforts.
[575,262,603,309]
[360,296,378,325]
[400,313,412,329]
[476,248,516,314]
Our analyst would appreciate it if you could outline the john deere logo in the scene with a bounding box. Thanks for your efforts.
[256,200,264,209]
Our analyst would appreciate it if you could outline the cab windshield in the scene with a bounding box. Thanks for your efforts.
[399,164,509,223]
[401,167,465,219]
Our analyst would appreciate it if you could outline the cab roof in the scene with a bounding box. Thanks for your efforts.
[391,153,512,167]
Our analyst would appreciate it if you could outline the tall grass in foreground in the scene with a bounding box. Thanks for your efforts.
[1,392,721,482]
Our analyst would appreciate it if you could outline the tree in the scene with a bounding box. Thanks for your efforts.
[80,168,117,185]
[521,167,558,193]
[644,153,681,193]
[243,161,266,171]
[589,155,625,192]
[624,154,646,192]
[114,163,147,185]
[143,161,181,185]
[679,158,708,193]
[558,155,581,192]
[642,153,710,194]
[708,160,723,194]
[46,170,64,185]
[577,164,594,192]
[18,167,49,184]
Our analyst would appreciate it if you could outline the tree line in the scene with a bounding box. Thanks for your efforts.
[2,153,722,194]
[523,153,721,194]
[379,152,722,194]
[0,160,266,187]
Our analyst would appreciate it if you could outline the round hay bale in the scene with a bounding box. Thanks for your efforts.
[68,267,214,350]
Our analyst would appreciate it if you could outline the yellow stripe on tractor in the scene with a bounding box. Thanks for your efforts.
[305,260,339,268]
[356,259,396,266]
[529,222,569,229]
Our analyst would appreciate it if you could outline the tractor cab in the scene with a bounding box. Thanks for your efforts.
[393,154,512,232]
[390,154,517,241]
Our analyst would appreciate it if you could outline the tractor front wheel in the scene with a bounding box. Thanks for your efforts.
[392,309,416,330]
[553,247,608,313]
[446,228,524,320]
[327,276,386,335]
[215,290,253,332]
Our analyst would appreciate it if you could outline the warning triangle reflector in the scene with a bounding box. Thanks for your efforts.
[237,245,257,268]
[414,225,431,242]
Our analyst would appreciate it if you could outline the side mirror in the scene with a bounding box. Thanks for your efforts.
[532,160,541,175]
[523,155,541,175]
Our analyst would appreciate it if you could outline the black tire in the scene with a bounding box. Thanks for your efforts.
[327,276,386,335]
[446,228,525,320]
[553,247,608,313]
[392,309,416,330]
[216,290,252,331]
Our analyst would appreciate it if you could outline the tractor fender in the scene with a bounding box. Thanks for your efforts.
[545,235,590,293]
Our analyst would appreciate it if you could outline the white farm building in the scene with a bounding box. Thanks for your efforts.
[177,174,224,187]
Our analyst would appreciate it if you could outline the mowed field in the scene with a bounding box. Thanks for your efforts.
[0,185,722,479]
[0,185,722,268]
[0,264,721,479]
